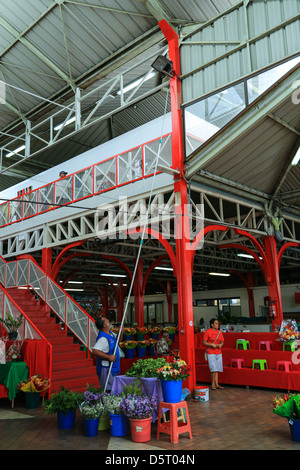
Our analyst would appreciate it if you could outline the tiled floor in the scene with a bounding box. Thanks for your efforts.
[0,384,300,451]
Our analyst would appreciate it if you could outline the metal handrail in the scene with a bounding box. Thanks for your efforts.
[0,254,101,396]
[0,132,172,228]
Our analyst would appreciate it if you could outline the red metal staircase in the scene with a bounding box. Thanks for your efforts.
[8,288,99,393]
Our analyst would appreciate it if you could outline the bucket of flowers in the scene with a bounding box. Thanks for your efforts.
[119,340,137,358]
[272,393,300,442]
[135,326,148,341]
[136,340,148,358]
[120,393,158,443]
[147,338,157,356]
[149,326,161,340]
[156,358,191,403]
[164,326,176,342]
[111,326,119,335]
[79,390,106,437]
[123,327,136,340]
[18,374,51,408]
[104,394,129,437]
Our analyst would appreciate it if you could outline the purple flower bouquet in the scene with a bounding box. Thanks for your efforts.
[120,394,158,419]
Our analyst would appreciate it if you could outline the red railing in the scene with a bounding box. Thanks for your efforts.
[0,132,172,227]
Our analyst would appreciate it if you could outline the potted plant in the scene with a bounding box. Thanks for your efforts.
[147,338,157,356]
[123,327,136,340]
[156,358,191,403]
[120,393,158,442]
[125,357,168,378]
[136,340,148,357]
[272,393,300,441]
[149,326,161,340]
[0,312,24,340]
[18,374,50,409]
[43,386,82,429]
[79,390,106,437]
[119,340,137,358]
[135,326,148,341]
[105,393,128,437]
[164,326,176,341]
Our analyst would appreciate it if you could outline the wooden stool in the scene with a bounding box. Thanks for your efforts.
[276,361,293,372]
[157,401,193,444]
[258,341,273,351]
[230,358,245,368]
[252,359,268,370]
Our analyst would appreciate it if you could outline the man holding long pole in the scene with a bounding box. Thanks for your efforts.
[92,316,123,391]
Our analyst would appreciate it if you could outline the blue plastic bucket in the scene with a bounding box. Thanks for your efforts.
[83,417,100,437]
[123,334,132,340]
[289,418,300,442]
[24,392,41,409]
[125,348,135,358]
[151,333,159,340]
[57,410,76,429]
[148,345,155,356]
[161,380,183,403]
[109,414,128,436]
[135,334,145,341]
[137,347,146,357]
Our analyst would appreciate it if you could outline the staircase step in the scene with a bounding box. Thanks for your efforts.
[53,350,86,362]
[51,376,99,393]
[52,357,93,371]
[53,365,96,381]
[6,287,97,393]
[51,343,81,353]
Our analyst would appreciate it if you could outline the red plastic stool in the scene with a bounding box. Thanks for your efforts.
[157,401,193,444]
[258,341,273,351]
[276,361,293,372]
[230,358,245,368]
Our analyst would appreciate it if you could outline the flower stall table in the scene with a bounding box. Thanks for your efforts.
[111,376,165,422]
[0,361,29,406]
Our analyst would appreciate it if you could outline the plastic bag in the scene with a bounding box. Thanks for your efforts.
[0,339,5,364]
[273,397,295,419]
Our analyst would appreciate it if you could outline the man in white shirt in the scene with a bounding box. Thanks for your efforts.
[92,316,123,391]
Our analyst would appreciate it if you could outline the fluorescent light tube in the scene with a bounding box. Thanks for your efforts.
[292,147,300,166]
[6,145,25,158]
[208,272,230,277]
[100,273,126,278]
[237,254,254,259]
[154,267,173,271]
[117,72,155,95]
[65,288,84,292]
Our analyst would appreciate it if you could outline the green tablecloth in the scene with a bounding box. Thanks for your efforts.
[0,362,29,401]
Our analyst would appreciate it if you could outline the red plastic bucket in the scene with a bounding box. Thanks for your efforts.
[129,417,152,442]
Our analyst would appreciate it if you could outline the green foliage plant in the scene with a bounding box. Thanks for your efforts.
[121,378,144,397]
[43,386,82,416]
[125,358,168,378]
[0,312,24,332]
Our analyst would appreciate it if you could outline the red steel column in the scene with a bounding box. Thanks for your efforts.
[262,236,283,329]
[159,19,196,392]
